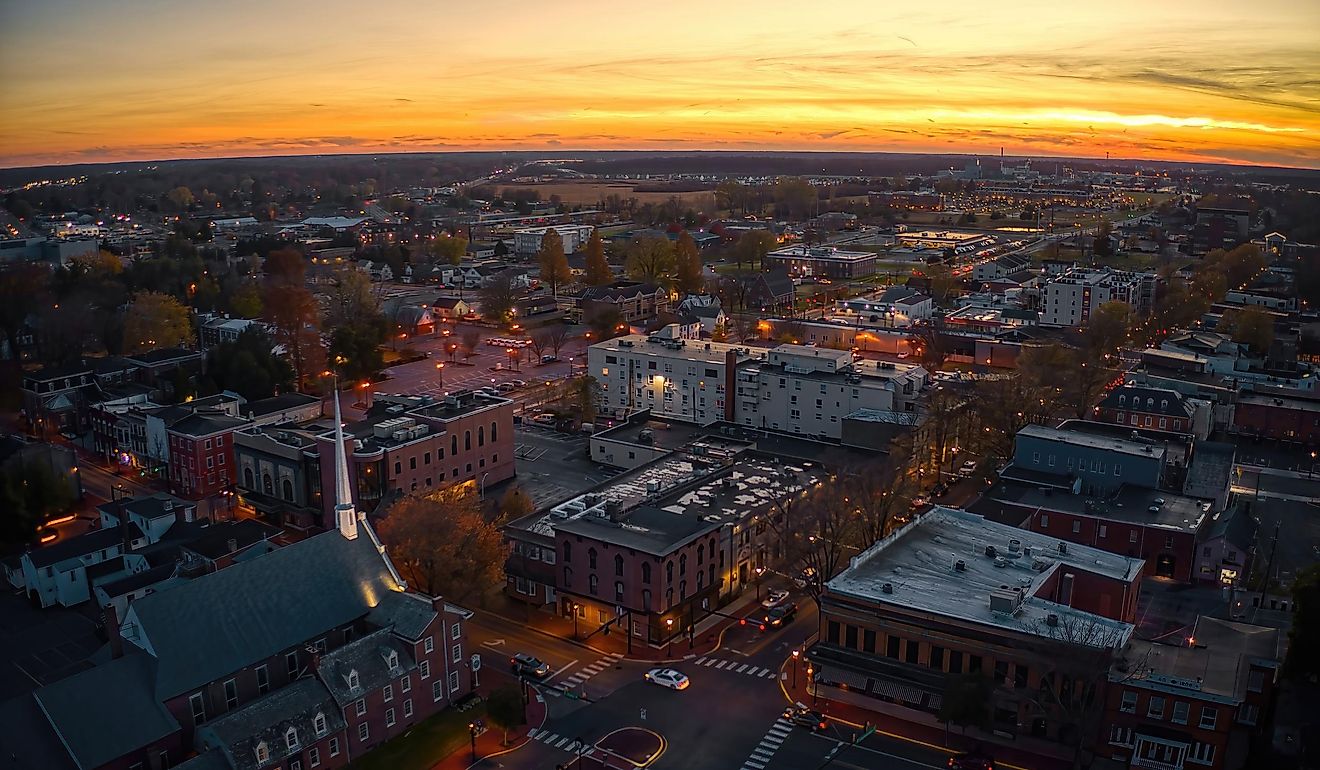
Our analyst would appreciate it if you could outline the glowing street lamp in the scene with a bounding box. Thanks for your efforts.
[435,362,445,387]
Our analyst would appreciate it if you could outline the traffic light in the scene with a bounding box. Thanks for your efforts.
[739,618,746,626]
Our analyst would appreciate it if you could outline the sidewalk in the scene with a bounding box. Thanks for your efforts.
[486,588,776,663]
[429,669,548,770]
[777,661,1072,770]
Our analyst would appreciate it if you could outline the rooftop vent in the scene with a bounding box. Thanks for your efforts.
[1058,542,1068,555]
[953,559,967,572]
[993,557,1008,568]
[1007,539,1022,555]
[984,545,998,558]
[881,582,894,594]
[1046,613,1059,627]
[988,587,1023,614]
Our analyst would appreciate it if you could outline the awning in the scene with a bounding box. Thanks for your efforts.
[871,679,930,705]
[817,665,869,690]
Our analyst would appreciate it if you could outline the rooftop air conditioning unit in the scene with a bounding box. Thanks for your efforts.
[1046,613,1059,627]
[953,559,967,572]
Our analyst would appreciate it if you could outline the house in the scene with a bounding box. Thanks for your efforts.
[167,408,251,501]
[739,270,795,312]
[1231,385,1320,443]
[687,304,727,336]
[1095,385,1198,434]
[1194,502,1257,587]
[0,393,475,770]
[430,297,471,321]
[392,305,435,336]
[577,282,670,325]
[763,245,877,279]
[17,524,150,607]
[972,253,1031,282]
[1010,423,1167,496]
[356,260,393,282]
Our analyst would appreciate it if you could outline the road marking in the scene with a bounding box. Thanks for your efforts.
[480,638,506,648]
[714,660,729,669]
[735,664,749,673]
[527,729,541,739]
[543,733,559,744]
[695,656,709,665]
[554,737,570,748]
[743,761,766,770]
[548,659,579,681]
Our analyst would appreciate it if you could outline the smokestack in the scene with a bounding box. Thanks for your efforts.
[105,603,124,659]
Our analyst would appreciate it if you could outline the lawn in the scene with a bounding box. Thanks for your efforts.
[350,701,488,770]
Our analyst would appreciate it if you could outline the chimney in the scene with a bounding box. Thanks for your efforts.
[105,603,124,659]
[1059,572,1075,607]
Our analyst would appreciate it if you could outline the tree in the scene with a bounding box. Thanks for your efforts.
[939,674,994,735]
[528,329,552,362]
[1286,563,1320,681]
[587,306,625,341]
[732,230,776,272]
[498,485,535,520]
[908,326,949,372]
[478,271,518,324]
[485,686,525,746]
[767,475,860,607]
[122,291,193,352]
[0,263,48,362]
[328,320,387,382]
[0,461,74,546]
[205,328,294,401]
[583,229,612,286]
[229,282,263,318]
[673,231,704,296]
[1219,306,1274,353]
[547,325,570,358]
[166,186,195,211]
[262,280,322,388]
[324,270,380,330]
[1081,301,1132,360]
[460,329,481,362]
[537,229,572,298]
[925,261,959,305]
[377,486,505,603]
[1092,219,1114,259]
[625,236,676,288]
[563,375,601,424]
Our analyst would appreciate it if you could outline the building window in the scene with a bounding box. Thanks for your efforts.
[1248,670,1265,692]
[402,675,411,693]
[1099,525,1108,539]
[404,698,413,718]
[1189,742,1216,765]
[614,553,624,576]
[1039,513,1049,529]
[449,671,460,693]
[1109,725,1133,746]
[1172,701,1189,724]
[1239,703,1260,725]
[358,723,369,743]
[1147,695,1165,719]
[385,708,396,727]
[452,643,462,663]
[285,727,299,751]
[190,693,205,725]
[886,635,900,658]
[329,737,340,757]
[314,712,327,736]
[424,636,434,654]
[1130,530,1138,543]
[384,684,393,702]
[563,541,572,563]
[224,678,238,710]
[1199,706,1217,730]
[588,548,598,569]
[433,680,444,702]
[310,747,321,768]
[420,660,430,679]
[355,698,366,716]
[348,669,360,690]
[286,651,299,679]
[642,562,651,583]
[255,742,270,764]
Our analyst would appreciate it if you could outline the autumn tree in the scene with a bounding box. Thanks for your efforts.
[261,248,323,387]
[673,231,704,296]
[587,306,625,341]
[908,325,949,372]
[1080,301,1132,360]
[498,485,535,520]
[625,236,676,288]
[431,234,468,265]
[460,328,481,362]
[229,281,263,318]
[204,328,294,401]
[122,291,193,352]
[324,269,380,330]
[478,271,518,324]
[732,230,776,272]
[537,229,572,298]
[1219,306,1274,353]
[377,486,506,603]
[925,261,960,305]
[562,375,601,424]
[583,229,612,286]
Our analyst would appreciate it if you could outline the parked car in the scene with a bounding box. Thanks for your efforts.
[510,653,551,679]
[530,413,556,426]
[495,382,516,393]
[957,460,978,477]
[948,750,995,770]
[510,379,527,388]
[643,668,690,690]
[792,567,817,589]
[783,704,828,732]
[761,589,791,608]
[931,482,950,499]
[540,355,558,364]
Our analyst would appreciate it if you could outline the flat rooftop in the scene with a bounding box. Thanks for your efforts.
[1018,423,1168,460]
[766,245,874,262]
[1117,616,1281,701]
[828,507,1140,647]
[981,477,1208,533]
[593,335,762,366]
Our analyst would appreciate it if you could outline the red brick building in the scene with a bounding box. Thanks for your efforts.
[1102,616,1280,770]
[167,409,249,501]
[1096,385,1196,434]
[1231,385,1320,444]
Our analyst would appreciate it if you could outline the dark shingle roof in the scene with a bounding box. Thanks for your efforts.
[98,562,179,599]
[168,411,250,438]
[245,392,319,418]
[1100,385,1193,418]
[0,693,79,770]
[197,677,346,770]
[317,628,417,707]
[1207,503,1258,551]
[180,518,281,561]
[127,529,402,699]
[96,494,192,525]
[366,591,438,641]
[27,524,142,569]
[33,652,179,770]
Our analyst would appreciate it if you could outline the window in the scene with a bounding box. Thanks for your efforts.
[355,698,366,716]
[1109,725,1133,746]
[385,708,396,727]
[588,548,598,569]
[1130,530,1139,543]
[358,723,370,743]
[404,698,413,718]
[1199,706,1217,730]
[384,684,393,702]
[224,678,238,710]
[452,621,461,639]
[904,640,920,664]
[285,727,300,751]
[348,669,360,690]
[314,712,327,736]
[886,635,900,658]
[401,675,412,694]
[1147,695,1166,719]
[286,651,299,679]
[1038,513,1049,528]
[563,541,572,563]
[1072,520,1081,534]
[1172,701,1189,724]
[329,737,340,757]
[190,693,205,725]
[949,650,964,674]
[1239,703,1260,725]
[1189,742,1216,765]
[614,553,624,576]
[449,671,460,693]
[424,636,434,654]
[420,660,430,679]
[589,574,599,594]
[1248,670,1265,692]
[394,461,402,474]
[255,742,270,764]
[452,643,462,663]
[1099,525,1108,538]
[256,664,269,694]
[310,747,321,768]
[930,646,945,670]
[433,680,444,702]
[386,650,399,670]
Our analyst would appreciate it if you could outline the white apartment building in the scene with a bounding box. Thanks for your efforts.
[588,325,759,424]
[1040,267,1154,327]
[514,225,595,257]
[735,346,926,439]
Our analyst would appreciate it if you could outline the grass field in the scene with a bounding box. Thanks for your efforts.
[501,182,716,211]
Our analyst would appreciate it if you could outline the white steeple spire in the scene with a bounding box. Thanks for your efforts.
[332,389,358,540]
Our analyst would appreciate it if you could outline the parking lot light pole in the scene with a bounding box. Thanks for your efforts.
[435,362,445,388]
[791,649,800,688]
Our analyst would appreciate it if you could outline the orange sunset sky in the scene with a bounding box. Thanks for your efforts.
[1,0,1317,169]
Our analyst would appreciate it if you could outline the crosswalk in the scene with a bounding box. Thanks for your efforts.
[526,729,588,754]
[740,716,793,770]
[559,653,623,688]
[693,656,782,680]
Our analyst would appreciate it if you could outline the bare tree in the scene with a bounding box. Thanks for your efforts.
[460,328,481,362]
[528,329,552,362]
[547,324,570,357]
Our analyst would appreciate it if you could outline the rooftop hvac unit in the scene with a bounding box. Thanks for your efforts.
[1057,542,1069,555]
[1046,613,1059,627]
[988,587,1022,614]
[953,559,967,572]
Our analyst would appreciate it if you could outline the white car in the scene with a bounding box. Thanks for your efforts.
[762,589,791,608]
[643,668,690,690]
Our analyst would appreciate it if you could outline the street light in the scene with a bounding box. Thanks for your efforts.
[791,649,800,688]
[435,361,445,388]
[507,347,520,372]
[571,603,580,637]
[666,617,674,657]
[806,664,816,704]
[754,566,765,601]
[468,722,479,762]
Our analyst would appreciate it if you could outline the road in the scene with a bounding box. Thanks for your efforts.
[461,600,954,770]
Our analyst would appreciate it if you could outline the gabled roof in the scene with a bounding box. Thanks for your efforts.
[168,411,250,438]
[317,628,417,706]
[366,591,438,641]
[97,494,192,525]
[127,529,403,699]
[1100,385,1193,417]
[26,524,142,569]
[433,297,468,309]
[197,677,345,770]
[33,652,179,770]
[180,518,281,561]
[1206,503,1258,551]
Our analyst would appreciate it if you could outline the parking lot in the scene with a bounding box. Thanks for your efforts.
[503,425,621,509]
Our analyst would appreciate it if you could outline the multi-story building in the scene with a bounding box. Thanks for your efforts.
[575,282,670,325]
[589,326,754,424]
[1102,616,1280,770]
[504,445,823,647]
[734,346,927,439]
[763,245,878,279]
[810,507,1141,761]
[833,286,934,327]
[235,421,328,530]
[1231,385,1320,443]
[167,408,249,502]
[1011,423,1168,496]
[314,390,516,520]
[1095,385,1203,436]
[514,224,595,256]
[1040,267,1154,327]
[0,394,475,770]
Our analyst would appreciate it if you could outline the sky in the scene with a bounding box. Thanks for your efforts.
[1,0,1318,169]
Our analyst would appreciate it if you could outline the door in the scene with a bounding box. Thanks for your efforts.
[1156,554,1176,578]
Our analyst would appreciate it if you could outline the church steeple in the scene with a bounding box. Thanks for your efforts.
[332,390,358,540]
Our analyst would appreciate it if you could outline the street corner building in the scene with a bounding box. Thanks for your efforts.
[0,392,477,770]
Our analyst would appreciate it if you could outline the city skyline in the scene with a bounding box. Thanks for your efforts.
[2,0,1318,169]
